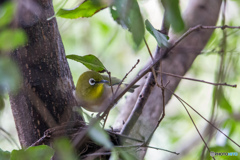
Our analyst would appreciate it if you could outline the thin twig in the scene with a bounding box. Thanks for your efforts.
[116,144,179,155]
[30,133,48,147]
[142,39,166,145]
[103,71,114,128]
[169,25,240,52]
[156,71,237,88]
[81,144,179,159]
[166,88,240,148]
[177,96,215,160]
[144,37,162,88]
[144,38,154,60]
[102,113,109,129]
[107,71,114,95]
[114,59,140,97]
[171,93,211,150]
[113,132,144,143]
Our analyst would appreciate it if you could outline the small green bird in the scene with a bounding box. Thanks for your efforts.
[74,71,139,112]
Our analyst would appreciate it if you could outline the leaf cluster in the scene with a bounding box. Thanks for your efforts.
[55,0,184,47]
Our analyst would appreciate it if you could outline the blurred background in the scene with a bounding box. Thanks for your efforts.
[0,0,240,159]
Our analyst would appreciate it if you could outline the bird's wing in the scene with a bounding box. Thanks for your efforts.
[101,74,139,92]
[101,75,121,86]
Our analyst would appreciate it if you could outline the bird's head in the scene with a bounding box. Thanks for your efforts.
[75,71,109,102]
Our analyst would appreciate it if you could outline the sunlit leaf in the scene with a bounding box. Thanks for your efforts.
[161,0,184,33]
[219,91,233,114]
[66,54,107,72]
[88,122,113,149]
[0,29,27,51]
[145,19,169,47]
[54,138,77,160]
[0,2,16,28]
[110,0,144,46]
[0,148,10,160]
[11,145,54,160]
[56,0,109,19]
[0,57,22,93]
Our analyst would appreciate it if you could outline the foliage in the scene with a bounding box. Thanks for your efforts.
[88,121,113,149]
[145,19,169,47]
[0,2,27,52]
[53,138,77,160]
[56,0,109,18]
[0,57,22,94]
[0,149,10,160]
[161,0,184,33]
[0,2,16,28]
[0,1,25,110]
[0,146,54,160]
[66,54,107,72]
[1,0,240,160]
[110,0,145,46]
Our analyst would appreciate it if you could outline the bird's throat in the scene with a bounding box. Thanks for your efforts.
[83,84,104,102]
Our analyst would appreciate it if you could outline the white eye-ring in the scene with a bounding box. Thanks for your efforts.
[89,78,96,86]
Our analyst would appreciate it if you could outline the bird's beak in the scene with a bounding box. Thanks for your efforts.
[97,80,109,84]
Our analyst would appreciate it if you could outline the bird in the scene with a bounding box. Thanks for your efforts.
[74,71,139,112]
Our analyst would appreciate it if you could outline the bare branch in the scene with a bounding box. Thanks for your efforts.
[157,71,237,88]
[169,25,240,52]
[167,88,240,148]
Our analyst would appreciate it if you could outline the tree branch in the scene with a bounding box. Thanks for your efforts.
[114,0,223,159]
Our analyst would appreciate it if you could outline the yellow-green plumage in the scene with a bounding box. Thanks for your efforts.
[74,71,139,112]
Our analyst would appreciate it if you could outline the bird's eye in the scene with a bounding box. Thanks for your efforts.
[89,78,96,86]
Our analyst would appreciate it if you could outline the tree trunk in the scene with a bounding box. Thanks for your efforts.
[114,0,222,158]
[9,0,81,148]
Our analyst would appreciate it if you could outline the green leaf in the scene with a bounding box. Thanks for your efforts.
[11,145,54,160]
[56,0,109,19]
[0,29,27,51]
[54,138,77,160]
[0,57,22,93]
[110,0,145,46]
[88,122,113,149]
[66,54,107,72]
[0,2,16,28]
[161,0,184,33]
[219,91,233,114]
[145,19,169,47]
[0,148,10,160]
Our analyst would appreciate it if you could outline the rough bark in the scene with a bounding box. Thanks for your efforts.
[9,0,81,148]
[114,0,222,158]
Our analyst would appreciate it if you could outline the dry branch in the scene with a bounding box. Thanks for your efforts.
[114,0,223,159]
